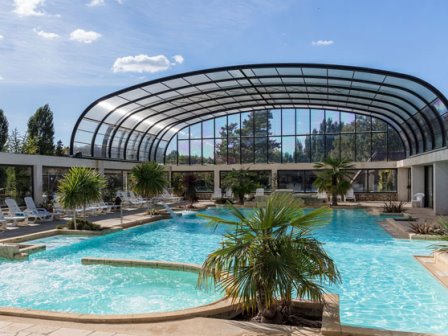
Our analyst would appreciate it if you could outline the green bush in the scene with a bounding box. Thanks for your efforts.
[66,219,102,231]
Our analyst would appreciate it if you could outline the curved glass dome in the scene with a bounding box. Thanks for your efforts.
[71,64,448,162]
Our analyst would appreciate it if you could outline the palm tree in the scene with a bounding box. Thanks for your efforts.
[313,158,354,206]
[183,173,197,208]
[131,161,167,199]
[223,168,257,204]
[433,217,448,252]
[58,167,106,230]
[198,193,340,324]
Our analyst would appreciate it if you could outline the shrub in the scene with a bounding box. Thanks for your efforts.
[66,219,101,231]
[383,200,404,213]
[409,222,445,235]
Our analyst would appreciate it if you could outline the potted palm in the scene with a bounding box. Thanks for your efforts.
[58,167,106,230]
[198,193,340,325]
[313,158,354,206]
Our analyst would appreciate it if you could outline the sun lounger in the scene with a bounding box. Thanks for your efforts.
[24,197,54,221]
[5,198,38,225]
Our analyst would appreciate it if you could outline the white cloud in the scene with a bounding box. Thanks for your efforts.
[87,0,105,7]
[172,54,184,64]
[70,29,102,44]
[112,54,179,73]
[311,40,334,47]
[33,28,59,40]
[13,0,46,17]
[0,35,3,40]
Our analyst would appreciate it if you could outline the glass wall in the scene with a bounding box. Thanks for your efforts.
[0,165,33,206]
[278,169,397,193]
[165,109,405,165]
[43,167,69,199]
[171,171,214,193]
[219,170,272,191]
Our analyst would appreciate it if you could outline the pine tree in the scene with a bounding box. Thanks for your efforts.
[0,109,9,152]
[55,140,64,156]
[27,104,55,155]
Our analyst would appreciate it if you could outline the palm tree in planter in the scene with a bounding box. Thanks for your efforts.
[183,173,197,208]
[58,167,106,230]
[223,168,257,205]
[131,162,168,211]
[198,193,340,324]
[313,158,354,206]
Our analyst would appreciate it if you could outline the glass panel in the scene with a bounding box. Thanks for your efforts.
[356,133,371,161]
[0,165,33,206]
[215,138,227,164]
[215,116,227,138]
[325,110,340,133]
[240,112,253,137]
[340,112,355,132]
[304,171,318,192]
[202,119,214,138]
[241,137,254,163]
[282,109,295,135]
[227,114,240,137]
[255,137,268,163]
[178,140,189,164]
[351,170,368,192]
[190,140,201,164]
[432,98,448,115]
[268,109,282,136]
[311,135,325,162]
[387,127,405,160]
[202,139,214,164]
[296,109,310,134]
[254,110,268,137]
[372,133,387,161]
[228,136,240,164]
[372,118,387,131]
[190,123,201,139]
[356,115,371,132]
[326,135,340,159]
[269,137,282,163]
[368,169,397,192]
[282,136,295,163]
[296,136,310,162]
[165,136,177,164]
[340,134,355,161]
[311,109,325,134]
[178,127,189,140]
[278,171,304,192]
[253,171,272,190]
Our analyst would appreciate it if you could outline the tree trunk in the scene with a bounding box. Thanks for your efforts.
[238,194,244,205]
[73,210,77,230]
[332,175,338,206]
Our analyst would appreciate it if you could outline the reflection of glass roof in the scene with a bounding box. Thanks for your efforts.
[71,64,448,162]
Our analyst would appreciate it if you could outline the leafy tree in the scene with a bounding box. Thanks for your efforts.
[22,135,39,154]
[55,140,65,156]
[27,104,55,155]
[131,161,167,199]
[0,109,9,152]
[183,173,197,207]
[198,193,340,324]
[313,158,354,206]
[222,168,257,204]
[58,167,106,230]
[7,128,24,154]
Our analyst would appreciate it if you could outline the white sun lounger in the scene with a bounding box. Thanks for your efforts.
[5,198,38,225]
[24,197,54,221]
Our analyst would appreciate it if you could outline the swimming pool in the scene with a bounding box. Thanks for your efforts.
[0,208,447,333]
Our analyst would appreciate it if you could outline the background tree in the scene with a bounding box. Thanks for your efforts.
[131,161,167,199]
[198,193,340,324]
[27,104,55,155]
[0,109,9,152]
[313,158,354,206]
[58,167,106,230]
[22,135,39,154]
[55,140,64,156]
[7,128,24,154]
[183,173,197,208]
[222,168,258,204]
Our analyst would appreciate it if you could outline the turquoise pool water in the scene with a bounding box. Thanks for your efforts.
[0,208,447,333]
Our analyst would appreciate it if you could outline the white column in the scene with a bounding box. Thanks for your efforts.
[271,168,278,190]
[397,168,409,201]
[214,168,220,191]
[33,164,43,205]
[433,161,448,215]
[410,165,425,197]
[96,160,105,174]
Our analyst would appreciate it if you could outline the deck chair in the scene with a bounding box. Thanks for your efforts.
[0,211,28,229]
[317,191,328,200]
[411,193,425,208]
[5,198,38,225]
[255,188,265,197]
[223,188,233,200]
[24,197,54,221]
[345,188,356,202]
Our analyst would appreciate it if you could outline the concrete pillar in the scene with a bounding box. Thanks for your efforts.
[214,168,220,191]
[397,168,409,201]
[271,168,278,190]
[433,161,448,215]
[96,160,105,174]
[33,164,43,205]
[123,171,128,191]
[410,166,425,197]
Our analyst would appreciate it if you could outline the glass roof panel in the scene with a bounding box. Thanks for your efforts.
[383,76,436,102]
[301,68,327,76]
[353,71,386,83]
[328,69,354,79]
[142,83,168,94]
[252,68,279,76]
[119,89,148,101]
[207,71,233,81]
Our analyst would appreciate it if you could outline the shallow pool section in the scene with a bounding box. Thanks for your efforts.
[0,208,447,333]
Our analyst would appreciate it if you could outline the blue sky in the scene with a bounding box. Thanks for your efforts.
[0,0,447,146]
